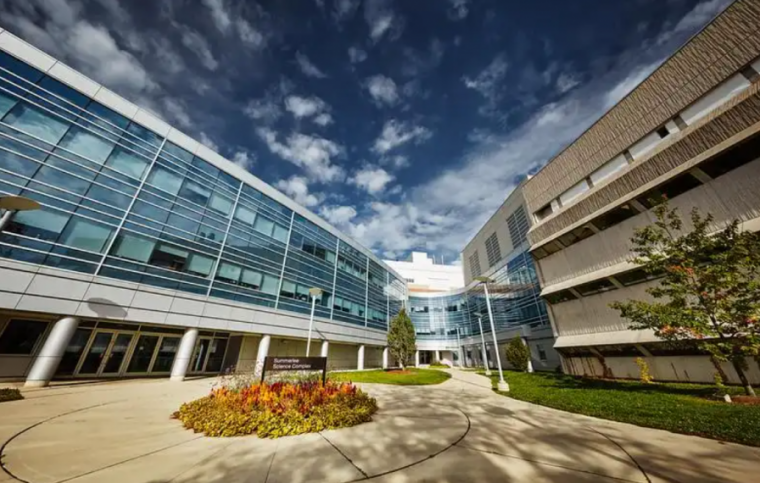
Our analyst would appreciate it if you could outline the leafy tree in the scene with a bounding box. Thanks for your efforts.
[505,336,531,372]
[387,308,416,369]
[610,204,760,396]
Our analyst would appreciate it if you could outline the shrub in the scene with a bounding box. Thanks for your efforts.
[636,357,653,384]
[173,381,377,438]
[505,337,531,372]
[0,388,23,403]
[429,361,448,368]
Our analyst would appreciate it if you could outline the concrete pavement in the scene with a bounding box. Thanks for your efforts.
[1,369,758,482]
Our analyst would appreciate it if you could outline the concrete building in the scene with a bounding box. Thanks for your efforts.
[0,29,406,386]
[522,0,760,384]
[384,251,463,293]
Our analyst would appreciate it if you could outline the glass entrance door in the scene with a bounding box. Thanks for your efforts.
[102,333,133,374]
[78,332,113,375]
[77,331,134,376]
[190,338,211,373]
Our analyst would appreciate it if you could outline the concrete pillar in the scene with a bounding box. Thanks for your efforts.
[170,328,199,382]
[522,337,534,373]
[415,350,420,367]
[382,347,389,369]
[435,350,441,362]
[25,316,79,388]
[0,209,14,232]
[254,334,271,377]
[357,345,365,370]
[320,340,329,358]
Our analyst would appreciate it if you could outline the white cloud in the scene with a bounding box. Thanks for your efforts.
[402,38,445,77]
[372,120,432,154]
[656,0,731,45]
[295,52,327,78]
[202,0,232,32]
[276,175,321,207]
[447,0,469,21]
[350,166,395,195]
[257,128,344,183]
[320,205,358,226]
[604,62,661,108]
[201,0,265,49]
[365,75,398,106]
[333,0,360,23]
[244,98,282,123]
[237,19,265,49]
[364,0,399,43]
[199,132,220,152]
[162,98,193,129]
[348,46,368,63]
[314,113,333,126]
[285,95,328,118]
[463,54,508,100]
[556,72,580,94]
[231,150,255,170]
[179,28,219,71]
[380,154,410,169]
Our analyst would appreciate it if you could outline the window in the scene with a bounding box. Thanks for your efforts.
[576,278,616,296]
[111,233,156,262]
[57,126,115,164]
[179,180,211,207]
[613,268,663,287]
[0,319,48,354]
[217,262,242,284]
[558,224,595,248]
[260,274,279,295]
[208,193,233,215]
[149,244,189,271]
[543,290,577,304]
[58,217,113,253]
[468,251,482,279]
[535,204,553,221]
[234,205,256,225]
[3,103,70,144]
[253,215,275,237]
[593,204,637,231]
[185,253,214,277]
[10,208,70,241]
[656,126,669,139]
[405,278,415,283]
[590,154,628,186]
[104,147,150,180]
[559,179,590,206]
[280,280,296,299]
[537,344,547,362]
[146,166,183,196]
[507,206,529,246]
[637,173,702,209]
[240,269,262,289]
[485,232,501,267]
[698,130,760,179]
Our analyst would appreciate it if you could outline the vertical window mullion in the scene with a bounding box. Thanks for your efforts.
[205,181,242,298]
[329,238,340,320]
[95,137,167,274]
[364,257,369,327]
[274,211,296,310]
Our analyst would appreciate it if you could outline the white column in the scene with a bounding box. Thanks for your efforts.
[522,338,534,373]
[357,345,365,370]
[170,328,199,382]
[415,350,420,368]
[25,317,79,388]
[320,340,329,358]
[435,350,441,362]
[382,347,389,369]
[254,334,271,377]
[0,209,14,232]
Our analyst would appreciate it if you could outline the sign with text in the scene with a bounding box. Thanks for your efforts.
[261,356,327,383]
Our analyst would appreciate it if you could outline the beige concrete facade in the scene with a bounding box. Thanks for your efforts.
[522,0,760,384]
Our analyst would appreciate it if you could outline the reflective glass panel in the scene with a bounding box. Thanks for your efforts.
[58,217,113,252]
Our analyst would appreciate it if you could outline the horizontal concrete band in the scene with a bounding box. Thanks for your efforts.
[529,82,760,248]
[523,0,760,211]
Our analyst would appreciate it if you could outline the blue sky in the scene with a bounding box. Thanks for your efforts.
[0,0,732,262]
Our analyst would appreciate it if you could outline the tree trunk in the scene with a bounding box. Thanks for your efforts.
[731,358,756,396]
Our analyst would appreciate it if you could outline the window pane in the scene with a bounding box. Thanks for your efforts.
[240,269,262,288]
[208,193,232,215]
[0,148,39,177]
[234,205,256,224]
[0,320,48,354]
[179,180,211,207]
[0,91,17,119]
[57,126,116,164]
[272,224,289,243]
[58,217,113,252]
[3,103,70,144]
[105,147,150,180]
[166,212,199,235]
[149,243,189,271]
[85,184,131,210]
[260,274,279,295]
[253,215,274,237]
[152,336,180,372]
[186,253,214,277]
[281,280,296,298]
[85,101,129,130]
[126,122,162,148]
[11,208,70,241]
[33,166,91,195]
[0,51,44,84]
[162,142,194,163]
[146,166,183,195]
[217,262,241,283]
[112,233,156,262]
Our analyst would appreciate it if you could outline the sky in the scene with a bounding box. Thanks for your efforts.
[0,0,733,263]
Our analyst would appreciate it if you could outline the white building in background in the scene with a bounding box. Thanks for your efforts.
[384,252,464,293]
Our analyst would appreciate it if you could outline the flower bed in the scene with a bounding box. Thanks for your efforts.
[173,381,377,438]
[0,388,23,403]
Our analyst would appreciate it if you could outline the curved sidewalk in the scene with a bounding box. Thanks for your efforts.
[0,370,758,483]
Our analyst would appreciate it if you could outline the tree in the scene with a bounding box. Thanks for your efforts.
[388,308,416,369]
[610,204,760,396]
[505,336,531,372]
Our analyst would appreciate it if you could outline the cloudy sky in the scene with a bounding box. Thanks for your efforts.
[0,0,732,262]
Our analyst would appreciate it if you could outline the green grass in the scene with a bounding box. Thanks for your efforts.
[329,368,451,385]
[0,388,23,403]
[482,370,760,447]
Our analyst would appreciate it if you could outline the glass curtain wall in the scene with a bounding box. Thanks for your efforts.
[0,50,400,331]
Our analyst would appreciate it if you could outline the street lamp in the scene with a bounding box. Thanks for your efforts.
[475,276,509,392]
[0,196,40,232]
[455,326,463,368]
[305,287,323,357]
[476,315,491,376]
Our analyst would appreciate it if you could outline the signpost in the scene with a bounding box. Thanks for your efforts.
[261,356,328,384]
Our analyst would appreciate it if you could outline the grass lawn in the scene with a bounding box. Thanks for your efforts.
[482,370,760,447]
[329,368,451,385]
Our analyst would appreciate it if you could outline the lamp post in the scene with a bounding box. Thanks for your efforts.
[306,287,323,357]
[476,315,491,376]
[475,276,509,392]
[455,326,463,368]
[0,196,40,232]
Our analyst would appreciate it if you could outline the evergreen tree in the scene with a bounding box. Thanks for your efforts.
[388,308,416,369]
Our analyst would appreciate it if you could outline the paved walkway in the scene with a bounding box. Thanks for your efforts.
[1,369,759,483]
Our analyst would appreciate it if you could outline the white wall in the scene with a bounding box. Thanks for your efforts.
[384,252,463,292]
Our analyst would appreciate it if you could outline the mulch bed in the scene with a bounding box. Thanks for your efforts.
[733,396,760,406]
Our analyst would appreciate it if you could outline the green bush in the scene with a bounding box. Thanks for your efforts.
[505,337,530,372]
[429,361,448,368]
[173,381,377,438]
[0,388,23,403]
